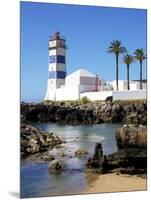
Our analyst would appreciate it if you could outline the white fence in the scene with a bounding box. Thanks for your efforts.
[51,88,147,101]
[80,90,147,101]
[80,91,113,101]
[112,90,147,101]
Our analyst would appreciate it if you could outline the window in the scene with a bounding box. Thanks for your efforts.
[49,55,65,64]
[48,71,55,79]
[49,55,56,63]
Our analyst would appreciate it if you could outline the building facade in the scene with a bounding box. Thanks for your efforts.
[45,32,147,101]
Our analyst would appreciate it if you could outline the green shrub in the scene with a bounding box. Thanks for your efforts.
[80,96,90,104]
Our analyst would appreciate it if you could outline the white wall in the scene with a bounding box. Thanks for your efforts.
[49,48,65,56]
[111,80,147,91]
[113,90,147,101]
[45,89,147,101]
[80,91,113,101]
[56,86,79,101]
[111,80,127,91]
[79,84,96,93]
[128,81,147,91]
[49,40,57,48]
[44,89,56,101]
[65,73,80,86]
[49,63,66,71]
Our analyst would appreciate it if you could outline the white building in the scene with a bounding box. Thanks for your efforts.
[53,68,102,101]
[45,32,147,101]
[109,80,147,91]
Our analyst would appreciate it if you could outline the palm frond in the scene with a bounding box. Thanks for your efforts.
[107,40,127,55]
[134,48,146,61]
[123,54,134,65]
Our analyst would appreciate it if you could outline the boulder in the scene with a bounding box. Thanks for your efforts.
[21,123,63,158]
[86,126,147,175]
[48,161,62,173]
[75,148,88,158]
[86,143,103,168]
[107,148,147,170]
[116,124,147,149]
[40,154,55,161]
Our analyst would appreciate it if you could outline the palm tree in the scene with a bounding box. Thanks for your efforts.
[107,40,127,91]
[123,54,134,90]
[134,48,146,90]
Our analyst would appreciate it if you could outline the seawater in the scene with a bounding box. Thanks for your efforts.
[21,123,121,198]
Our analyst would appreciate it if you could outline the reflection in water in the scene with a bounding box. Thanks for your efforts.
[21,123,121,198]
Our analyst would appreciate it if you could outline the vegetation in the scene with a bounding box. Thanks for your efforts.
[113,99,146,104]
[123,54,135,90]
[107,40,127,91]
[80,96,91,104]
[107,40,147,91]
[42,100,53,104]
[134,48,147,90]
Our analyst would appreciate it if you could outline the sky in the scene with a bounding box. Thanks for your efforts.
[20,1,147,102]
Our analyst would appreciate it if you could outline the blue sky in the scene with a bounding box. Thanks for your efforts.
[20,1,147,102]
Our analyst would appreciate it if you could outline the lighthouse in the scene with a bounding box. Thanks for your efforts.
[45,32,67,101]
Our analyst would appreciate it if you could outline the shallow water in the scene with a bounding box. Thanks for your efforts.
[21,123,121,198]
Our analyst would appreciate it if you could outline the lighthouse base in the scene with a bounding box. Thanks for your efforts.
[44,90,56,101]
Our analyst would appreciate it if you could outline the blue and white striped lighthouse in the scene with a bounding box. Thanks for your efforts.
[45,32,67,100]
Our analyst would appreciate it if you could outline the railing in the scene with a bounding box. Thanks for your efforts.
[49,35,66,41]
[49,44,68,49]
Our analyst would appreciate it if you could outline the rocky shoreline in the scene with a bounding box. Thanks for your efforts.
[21,100,147,176]
[86,124,147,175]
[21,123,63,159]
[21,100,147,125]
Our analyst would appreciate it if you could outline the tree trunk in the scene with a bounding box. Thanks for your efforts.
[127,64,130,90]
[140,60,142,90]
[116,55,119,91]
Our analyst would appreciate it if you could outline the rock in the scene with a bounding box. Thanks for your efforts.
[40,154,55,161]
[26,143,40,154]
[101,155,109,174]
[21,123,63,158]
[107,148,147,170]
[116,124,147,149]
[75,148,88,158]
[21,101,147,125]
[86,143,103,168]
[48,161,62,173]
[86,127,147,175]
[93,143,103,160]
[111,167,146,175]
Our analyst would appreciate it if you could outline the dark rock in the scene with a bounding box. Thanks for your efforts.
[106,96,113,103]
[86,143,103,168]
[48,161,62,173]
[86,125,147,175]
[107,148,147,170]
[21,101,147,125]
